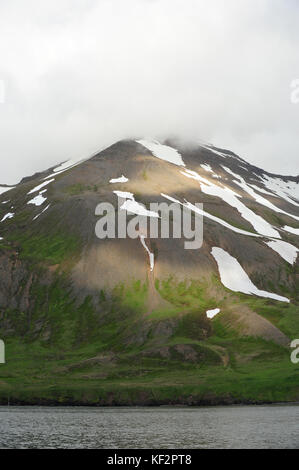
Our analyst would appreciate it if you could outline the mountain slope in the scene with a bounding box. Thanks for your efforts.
[0,138,298,405]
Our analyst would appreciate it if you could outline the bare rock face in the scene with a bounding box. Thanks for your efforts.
[0,252,31,311]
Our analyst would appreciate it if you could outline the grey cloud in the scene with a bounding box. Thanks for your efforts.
[0,0,298,184]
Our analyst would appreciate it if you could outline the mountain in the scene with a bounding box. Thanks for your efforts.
[0,138,298,405]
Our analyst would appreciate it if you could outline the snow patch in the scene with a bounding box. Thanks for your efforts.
[260,175,299,207]
[264,239,298,265]
[181,168,280,238]
[27,178,54,195]
[248,184,276,196]
[161,193,259,238]
[200,163,221,179]
[200,163,213,173]
[42,144,113,180]
[0,186,15,195]
[113,190,134,199]
[121,200,159,218]
[139,235,154,271]
[53,159,83,173]
[200,144,243,162]
[220,166,240,179]
[33,204,51,221]
[222,166,299,222]
[109,175,129,183]
[162,191,297,266]
[43,161,84,180]
[206,308,220,319]
[1,212,14,222]
[282,225,299,236]
[200,145,227,158]
[113,190,159,218]
[136,139,185,167]
[27,190,47,207]
[211,247,289,303]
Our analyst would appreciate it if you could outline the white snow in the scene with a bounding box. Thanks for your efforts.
[43,160,85,180]
[206,308,220,319]
[139,235,154,271]
[259,174,299,207]
[121,200,160,218]
[52,159,82,173]
[113,190,159,218]
[220,166,240,179]
[1,212,14,222]
[248,183,276,196]
[181,169,210,185]
[200,144,243,162]
[27,190,47,207]
[211,247,289,303]
[113,190,134,199]
[181,168,280,238]
[264,239,298,265]
[200,163,213,173]
[0,186,15,195]
[200,163,221,179]
[42,144,113,180]
[136,139,185,167]
[109,175,129,183]
[283,225,299,236]
[33,204,51,221]
[221,166,299,223]
[27,178,54,195]
[161,192,297,264]
[161,193,260,238]
[1,200,10,204]
[200,145,227,158]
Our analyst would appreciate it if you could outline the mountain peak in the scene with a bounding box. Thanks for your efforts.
[0,137,298,405]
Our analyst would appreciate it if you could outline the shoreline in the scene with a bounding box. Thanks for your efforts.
[1,398,298,407]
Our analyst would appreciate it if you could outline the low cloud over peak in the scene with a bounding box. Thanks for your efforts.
[0,0,298,184]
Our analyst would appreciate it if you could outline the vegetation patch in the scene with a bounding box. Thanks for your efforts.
[64,183,98,195]
[15,232,81,265]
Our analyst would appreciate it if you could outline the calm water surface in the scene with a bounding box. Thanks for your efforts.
[0,405,298,449]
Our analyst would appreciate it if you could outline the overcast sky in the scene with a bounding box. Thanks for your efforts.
[0,0,298,184]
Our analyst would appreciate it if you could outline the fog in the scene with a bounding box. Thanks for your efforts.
[0,0,298,184]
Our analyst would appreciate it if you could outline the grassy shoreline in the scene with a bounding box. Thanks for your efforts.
[1,397,298,407]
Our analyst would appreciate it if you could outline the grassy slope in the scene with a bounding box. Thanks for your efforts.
[0,254,298,405]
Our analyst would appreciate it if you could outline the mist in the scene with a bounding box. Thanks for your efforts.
[0,0,298,184]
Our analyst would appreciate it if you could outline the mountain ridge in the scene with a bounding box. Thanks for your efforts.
[0,138,298,405]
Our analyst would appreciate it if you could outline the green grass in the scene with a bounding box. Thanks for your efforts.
[0,270,298,405]
[13,233,81,265]
[0,240,13,252]
[0,333,298,405]
[244,298,299,338]
[155,277,214,311]
[176,310,211,340]
[64,183,98,195]
[149,307,181,320]
[112,280,148,315]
